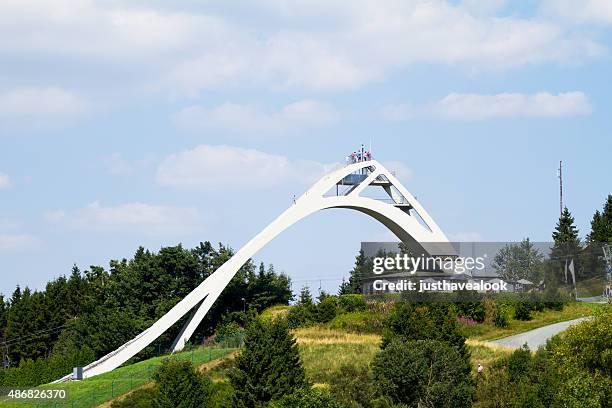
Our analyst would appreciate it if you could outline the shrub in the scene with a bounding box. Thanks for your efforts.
[287,304,314,329]
[513,302,532,321]
[216,321,244,340]
[328,364,380,408]
[313,296,337,323]
[456,301,486,323]
[372,339,473,408]
[152,359,213,408]
[328,311,385,334]
[547,308,612,377]
[268,387,348,408]
[381,302,469,363]
[492,303,509,328]
[338,294,367,313]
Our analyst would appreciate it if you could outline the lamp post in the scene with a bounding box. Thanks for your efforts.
[241,297,246,313]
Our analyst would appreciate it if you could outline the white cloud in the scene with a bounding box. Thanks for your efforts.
[382,91,591,121]
[382,161,413,182]
[542,0,612,25]
[0,173,11,189]
[0,234,40,252]
[157,145,340,190]
[0,1,605,96]
[173,100,337,134]
[47,202,202,234]
[0,87,86,119]
[101,153,156,176]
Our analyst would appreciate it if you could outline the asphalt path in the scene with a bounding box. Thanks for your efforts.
[489,317,589,350]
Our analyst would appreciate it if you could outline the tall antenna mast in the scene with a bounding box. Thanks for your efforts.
[558,160,563,215]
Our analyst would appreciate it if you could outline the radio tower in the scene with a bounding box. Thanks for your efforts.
[558,161,563,215]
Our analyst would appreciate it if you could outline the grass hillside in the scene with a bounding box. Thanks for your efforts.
[0,345,235,408]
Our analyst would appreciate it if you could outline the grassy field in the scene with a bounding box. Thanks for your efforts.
[0,346,235,408]
[294,327,381,385]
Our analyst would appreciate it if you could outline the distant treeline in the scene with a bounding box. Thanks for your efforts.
[0,242,292,386]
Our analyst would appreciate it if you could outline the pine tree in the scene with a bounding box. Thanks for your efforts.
[339,250,366,295]
[298,286,313,306]
[230,317,307,407]
[551,207,582,286]
[152,359,212,408]
[552,207,580,245]
[587,195,612,243]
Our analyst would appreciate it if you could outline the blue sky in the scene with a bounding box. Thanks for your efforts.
[1,0,611,297]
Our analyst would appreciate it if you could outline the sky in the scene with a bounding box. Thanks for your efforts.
[1,0,611,297]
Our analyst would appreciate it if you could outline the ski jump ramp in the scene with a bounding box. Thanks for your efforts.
[65,159,452,380]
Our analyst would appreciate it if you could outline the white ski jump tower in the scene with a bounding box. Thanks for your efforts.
[65,156,453,380]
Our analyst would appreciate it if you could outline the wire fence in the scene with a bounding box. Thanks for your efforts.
[3,335,244,408]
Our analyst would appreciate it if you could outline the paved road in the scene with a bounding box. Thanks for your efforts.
[489,317,589,350]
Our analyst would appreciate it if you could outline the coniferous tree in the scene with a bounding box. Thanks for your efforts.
[152,359,212,408]
[550,207,582,284]
[553,207,580,245]
[339,249,366,295]
[587,195,612,243]
[230,317,307,407]
[298,286,313,306]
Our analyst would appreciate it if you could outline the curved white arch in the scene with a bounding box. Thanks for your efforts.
[67,160,453,380]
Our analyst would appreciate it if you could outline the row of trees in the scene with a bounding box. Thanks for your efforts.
[493,195,612,287]
[0,242,293,386]
[339,195,612,295]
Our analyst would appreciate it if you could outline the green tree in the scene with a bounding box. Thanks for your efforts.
[230,317,307,407]
[587,195,612,243]
[492,238,544,283]
[298,286,313,306]
[553,207,580,245]
[381,302,469,363]
[372,339,473,408]
[152,359,213,408]
[339,250,367,295]
[549,207,582,286]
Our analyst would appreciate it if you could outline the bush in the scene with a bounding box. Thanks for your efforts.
[381,302,469,363]
[313,297,337,323]
[287,303,314,329]
[456,301,486,323]
[513,302,532,321]
[338,295,367,313]
[152,359,213,408]
[216,321,244,340]
[547,308,612,377]
[328,311,385,334]
[328,364,380,408]
[268,387,348,408]
[372,339,473,408]
[492,304,509,328]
